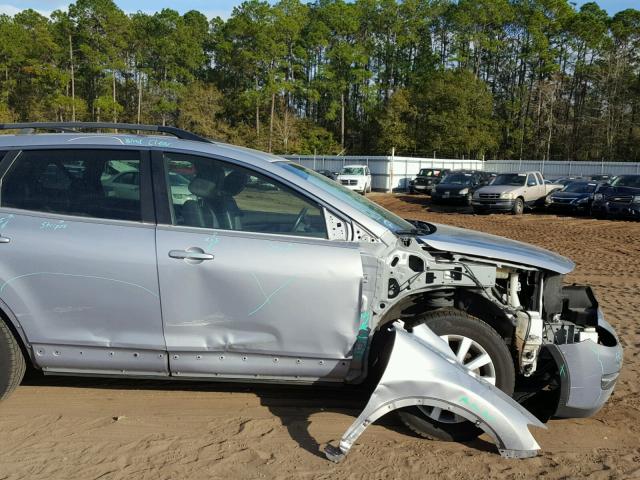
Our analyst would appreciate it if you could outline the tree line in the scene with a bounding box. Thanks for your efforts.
[0,0,639,160]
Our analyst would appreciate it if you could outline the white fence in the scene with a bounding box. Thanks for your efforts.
[284,155,484,191]
[284,155,640,191]
[485,160,640,177]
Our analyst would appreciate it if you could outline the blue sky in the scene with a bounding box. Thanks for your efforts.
[0,0,634,19]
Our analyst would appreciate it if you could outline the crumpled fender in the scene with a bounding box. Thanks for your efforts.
[325,324,545,462]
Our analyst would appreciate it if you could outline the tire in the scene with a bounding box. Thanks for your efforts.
[512,197,524,215]
[397,309,515,442]
[0,320,26,401]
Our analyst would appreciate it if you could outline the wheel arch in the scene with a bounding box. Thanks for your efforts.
[373,288,514,339]
[367,288,515,369]
[0,298,35,367]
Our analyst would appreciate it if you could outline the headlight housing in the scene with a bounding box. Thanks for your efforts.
[633,195,640,204]
[500,192,515,199]
[594,193,604,201]
[459,188,469,195]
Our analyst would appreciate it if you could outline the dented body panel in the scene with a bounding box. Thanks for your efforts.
[155,225,363,378]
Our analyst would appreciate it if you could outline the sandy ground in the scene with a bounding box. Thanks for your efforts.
[1,193,639,480]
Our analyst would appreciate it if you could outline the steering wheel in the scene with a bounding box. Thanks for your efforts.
[291,207,309,232]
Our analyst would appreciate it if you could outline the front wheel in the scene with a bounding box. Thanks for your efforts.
[397,309,515,442]
[512,197,524,215]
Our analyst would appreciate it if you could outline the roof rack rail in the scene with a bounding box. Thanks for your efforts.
[0,122,212,143]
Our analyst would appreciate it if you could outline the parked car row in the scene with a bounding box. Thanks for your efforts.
[407,168,640,220]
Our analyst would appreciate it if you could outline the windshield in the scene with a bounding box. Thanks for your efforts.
[341,167,365,176]
[442,173,473,185]
[418,169,441,177]
[563,182,597,193]
[611,175,640,188]
[279,163,414,232]
[492,173,526,186]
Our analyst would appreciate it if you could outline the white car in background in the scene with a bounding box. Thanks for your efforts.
[103,171,195,205]
[336,165,372,195]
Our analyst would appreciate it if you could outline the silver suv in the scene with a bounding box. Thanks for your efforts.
[0,123,623,462]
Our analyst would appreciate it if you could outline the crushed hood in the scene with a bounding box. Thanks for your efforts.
[419,223,574,274]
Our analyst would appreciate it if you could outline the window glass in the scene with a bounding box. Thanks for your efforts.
[535,172,544,184]
[563,182,597,193]
[493,173,526,186]
[527,174,537,186]
[442,173,473,185]
[341,166,365,175]
[164,153,327,238]
[1,149,142,221]
[279,162,414,232]
[611,175,640,188]
[0,151,7,162]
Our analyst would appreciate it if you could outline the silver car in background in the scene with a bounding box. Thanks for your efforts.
[0,123,622,462]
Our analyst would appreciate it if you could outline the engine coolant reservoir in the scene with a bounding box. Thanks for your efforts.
[579,327,599,344]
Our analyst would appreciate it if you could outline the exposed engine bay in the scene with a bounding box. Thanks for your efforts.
[363,226,607,382]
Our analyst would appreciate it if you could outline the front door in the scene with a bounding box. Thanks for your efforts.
[0,148,167,375]
[154,152,364,382]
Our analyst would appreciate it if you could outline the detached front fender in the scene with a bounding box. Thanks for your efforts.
[326,324,545,462]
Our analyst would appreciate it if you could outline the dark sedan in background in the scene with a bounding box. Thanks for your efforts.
[547,181,600,214]
[591,175,640,219]
[431,171,491,205]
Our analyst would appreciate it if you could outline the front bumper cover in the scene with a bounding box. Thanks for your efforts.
[472,199,515,212]
[547,309,623,418]
[432,192,469,204]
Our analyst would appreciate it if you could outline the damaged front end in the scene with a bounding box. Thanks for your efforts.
[334,221,623,461]
[326,323,545,462]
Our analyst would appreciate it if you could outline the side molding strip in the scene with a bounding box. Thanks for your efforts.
[325,324,545,462]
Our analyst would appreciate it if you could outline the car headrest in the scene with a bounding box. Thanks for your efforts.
[188,165,225,199]
[223,171,249,196]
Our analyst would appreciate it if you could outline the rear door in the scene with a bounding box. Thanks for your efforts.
[154,151,364,382]
[0,148,167,375]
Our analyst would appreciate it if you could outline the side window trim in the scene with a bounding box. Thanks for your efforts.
[139,149,156,224]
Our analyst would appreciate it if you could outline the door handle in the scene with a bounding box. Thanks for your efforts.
[169,248,214,261]
[0,236,10,244]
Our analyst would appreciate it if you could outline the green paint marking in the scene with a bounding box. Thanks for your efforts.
[458,395,495,422]
[358,311,371,331]
[248,273,294,316]
[0,214,14,229]
[204,234,220,250]
[559,364,566,377]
